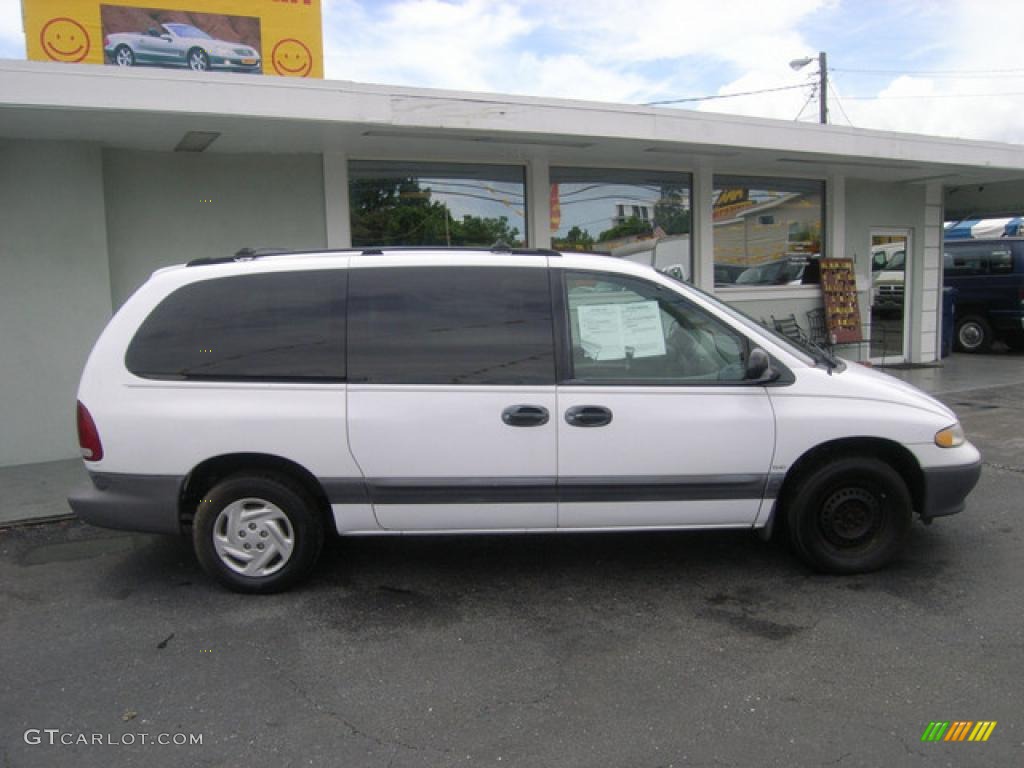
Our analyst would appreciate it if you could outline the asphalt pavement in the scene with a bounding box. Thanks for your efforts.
[1,367,1022,767]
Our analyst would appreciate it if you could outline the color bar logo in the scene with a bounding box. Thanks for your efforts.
[921,721,997,742]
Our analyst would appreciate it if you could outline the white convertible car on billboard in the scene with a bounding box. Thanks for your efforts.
[103,22,261,73]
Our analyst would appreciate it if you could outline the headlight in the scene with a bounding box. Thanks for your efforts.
[935,422,965,448]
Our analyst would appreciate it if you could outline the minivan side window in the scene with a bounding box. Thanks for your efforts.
[945,244,992,276]
[989,247,1013,274]
[125,270,347,381]
[564,271,747,384]
[347,267,555,385]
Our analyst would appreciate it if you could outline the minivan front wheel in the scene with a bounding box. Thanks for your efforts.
[193,473,324,593]
[786,458,912,574]
[955,315,992,353]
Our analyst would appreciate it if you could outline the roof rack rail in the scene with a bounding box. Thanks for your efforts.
[186,244,562,267]
[356,245,562,257]
[186,247,295,267]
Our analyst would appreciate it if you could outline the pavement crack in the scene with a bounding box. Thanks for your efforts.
[822,752,852,765]
[983,460,1024,474]
[284,676,447,756]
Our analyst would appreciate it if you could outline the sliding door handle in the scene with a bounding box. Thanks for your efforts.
[565,405,613,428]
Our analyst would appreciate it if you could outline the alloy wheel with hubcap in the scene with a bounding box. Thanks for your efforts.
[114,46,135,66]
[188,49,210,71]
[212,498,295,577]
[955,315,992,353]
[193,473,324,593]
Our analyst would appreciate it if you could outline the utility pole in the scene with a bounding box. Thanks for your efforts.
[818,51,828,124]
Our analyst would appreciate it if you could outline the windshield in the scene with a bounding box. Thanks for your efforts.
[658,268,820,367]
[165,24,212,39]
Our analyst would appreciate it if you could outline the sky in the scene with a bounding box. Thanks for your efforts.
[3,0,1024,144]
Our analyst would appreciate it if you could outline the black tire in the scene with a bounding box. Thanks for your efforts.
[188,48,210,71]
[113,45,135,67]
[193,472,324,593]
[954,315,993,353]
[786,457,912,574]
[1004,332,1024,352]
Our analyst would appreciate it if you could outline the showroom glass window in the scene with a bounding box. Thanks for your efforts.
[347,267,555,385]
[125,271,347,381]
[711,176,825,288]
[550,167,692,281]
[349,161,527,247]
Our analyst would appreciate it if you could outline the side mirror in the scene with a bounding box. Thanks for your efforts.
[161,34,172,42]
[745,347,778,383]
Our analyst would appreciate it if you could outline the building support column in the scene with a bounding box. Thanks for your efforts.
[919,182,944,362]
[526,157,550,249]
[323,152,351,248]
[692,165,714,291]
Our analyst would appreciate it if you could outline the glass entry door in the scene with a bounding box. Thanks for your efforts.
[869,229,911,362]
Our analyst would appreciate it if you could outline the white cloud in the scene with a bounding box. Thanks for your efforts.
[700,0,1024,143]
[324,0,534,91]
[0,0,26,59]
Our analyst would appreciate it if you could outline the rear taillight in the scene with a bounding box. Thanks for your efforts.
[76,401,103,461]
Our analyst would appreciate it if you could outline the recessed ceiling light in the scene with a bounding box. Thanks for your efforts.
[174,131,221,152]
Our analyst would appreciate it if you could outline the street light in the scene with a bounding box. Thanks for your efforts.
[790,51,828,124]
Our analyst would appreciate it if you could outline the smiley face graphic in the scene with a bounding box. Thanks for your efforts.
[271,38,313,78]
[40,17,90,63]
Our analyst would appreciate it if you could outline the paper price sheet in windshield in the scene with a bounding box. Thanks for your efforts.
[577,301,667,361]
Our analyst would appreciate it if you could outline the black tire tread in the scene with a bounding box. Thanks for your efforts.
[785,456,912,574]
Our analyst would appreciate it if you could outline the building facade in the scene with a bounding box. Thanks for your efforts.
[3,60,1024,466]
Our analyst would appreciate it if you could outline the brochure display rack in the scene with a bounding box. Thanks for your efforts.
[819,258,863,344]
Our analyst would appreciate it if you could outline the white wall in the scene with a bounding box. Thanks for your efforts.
[0,141,113,466]
[103,150,328,306]
[844,180,932,362]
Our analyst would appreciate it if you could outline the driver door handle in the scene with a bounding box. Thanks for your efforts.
[564,405,613,428]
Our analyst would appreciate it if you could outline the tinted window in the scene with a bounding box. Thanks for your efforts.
[348,267,555,385]
[945,244,993,276]
[990,247,1013,274]
[565,271,747,384]
[126,271,346,381]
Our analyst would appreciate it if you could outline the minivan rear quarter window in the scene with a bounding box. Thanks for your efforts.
[125,270,347,381]
[347,266,555,385]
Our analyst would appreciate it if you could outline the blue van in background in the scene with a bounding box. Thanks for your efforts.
[944,237,1024,352]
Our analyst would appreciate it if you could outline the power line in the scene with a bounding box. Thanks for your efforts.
[834,65,1024,76]
[794,85,818,122]
[841,90,1024,100]
[828,82,854,126]
[642,82,809,106]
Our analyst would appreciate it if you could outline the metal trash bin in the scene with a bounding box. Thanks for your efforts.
[941,286,957,358]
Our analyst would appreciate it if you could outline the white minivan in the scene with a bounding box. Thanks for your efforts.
[69,248,981,592]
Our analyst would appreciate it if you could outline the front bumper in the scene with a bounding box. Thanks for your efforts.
[920,460,982,520]
[68,472,183,534]
[210,55,262,72]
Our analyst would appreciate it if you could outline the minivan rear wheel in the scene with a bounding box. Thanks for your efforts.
[193,473,324,593]
[786,458,912,574]
[955,315,992,353]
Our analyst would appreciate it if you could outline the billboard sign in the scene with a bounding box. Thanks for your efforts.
[22,0,323,78]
